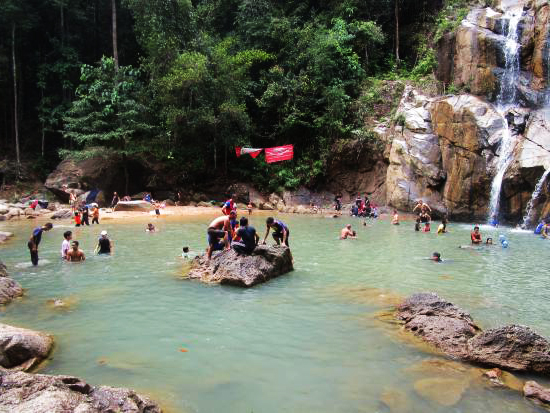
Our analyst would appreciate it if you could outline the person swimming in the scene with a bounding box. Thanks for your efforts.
[340,224,356,239]
[485,237,493,245]
[391,210,399,225]
[146,223,156,232]
[431,252,442,262]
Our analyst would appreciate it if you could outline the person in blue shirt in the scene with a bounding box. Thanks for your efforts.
[263,217,290,248]
[27,223,53,266]
[535,220,545,234]
[232,217,259,255]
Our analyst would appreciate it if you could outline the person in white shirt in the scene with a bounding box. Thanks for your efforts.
[61,231,72,260]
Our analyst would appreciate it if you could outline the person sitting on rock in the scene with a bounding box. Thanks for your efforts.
[263,217,290,247]
[66,240,85,262]
[206,212,233,259]
[232,217,259,255]
[413,200,432,214]
[340,224,356,239]
[471,226,482,244]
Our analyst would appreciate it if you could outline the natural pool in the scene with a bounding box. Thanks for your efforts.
[1,212,550,413]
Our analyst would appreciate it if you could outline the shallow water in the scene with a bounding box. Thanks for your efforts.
[1,213,549,412]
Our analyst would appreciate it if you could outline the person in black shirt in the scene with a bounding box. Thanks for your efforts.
[232,217,259,255]
[96,230,113,254]
[27,223,53,266]
[81,206,90,226]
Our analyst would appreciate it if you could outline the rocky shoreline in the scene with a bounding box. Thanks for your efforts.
[0,260,163,413]
[396,292,550,408]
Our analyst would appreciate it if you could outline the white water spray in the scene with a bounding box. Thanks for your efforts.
[487,7,523,223]
[522,169,550,228]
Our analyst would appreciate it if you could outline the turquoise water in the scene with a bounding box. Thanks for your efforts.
[1,213,549,412]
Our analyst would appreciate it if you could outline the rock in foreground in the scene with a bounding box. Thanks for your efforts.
[396,292,481,359]
[188,245,293,287]
[0,324,53,371]
[0,370,162,413]
[0,261,23,305]
[469,325,550,374]
[397,293,550,374]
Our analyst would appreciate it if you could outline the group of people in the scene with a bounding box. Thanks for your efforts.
[205,196,289,260]
[74,204,100,227]
[534,220,550,239]
[349,194,378,218]
[28,223,113,265]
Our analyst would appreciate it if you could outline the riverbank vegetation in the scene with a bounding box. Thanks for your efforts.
[0,0,476,191]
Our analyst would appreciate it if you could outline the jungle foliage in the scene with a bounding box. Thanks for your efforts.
[0,0,455,191]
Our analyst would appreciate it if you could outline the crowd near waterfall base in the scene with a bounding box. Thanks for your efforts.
[4,0,550,412]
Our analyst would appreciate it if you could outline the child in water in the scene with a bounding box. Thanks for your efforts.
[423,222,431,232]
[391,210,399,225]
[146,223,156,232]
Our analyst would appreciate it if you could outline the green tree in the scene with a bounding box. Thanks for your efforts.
[62,56,155,192]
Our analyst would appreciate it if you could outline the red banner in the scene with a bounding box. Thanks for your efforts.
[236,147,263,158]
[265,145,294,163]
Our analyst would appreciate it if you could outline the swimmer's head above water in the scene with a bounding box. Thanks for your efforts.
[432,252,441,262]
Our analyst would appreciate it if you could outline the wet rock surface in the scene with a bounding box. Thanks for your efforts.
[0,261,23,305]
[188,244,293,287]
[524,380,550,406]
[0,370,162,413]
[468,325,550,373]
[0,323,53,371]
[396,293,481,358]
[397,293,550,374]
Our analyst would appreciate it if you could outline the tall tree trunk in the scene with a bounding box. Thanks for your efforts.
[112,0,119,72]
[395,0,400,67]
[12,22,20,174]
[224,136,227,176]
[60,2,64,49]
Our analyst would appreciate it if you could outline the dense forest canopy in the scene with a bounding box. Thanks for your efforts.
[1,0,470,191]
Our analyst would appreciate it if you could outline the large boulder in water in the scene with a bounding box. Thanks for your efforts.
[468,325,550,373]
[0,370,162,413]
[397,293,550,375]
[113,201,153,212]
[396,293,481,359]
[188,245,293,287]
[0,323,53,371]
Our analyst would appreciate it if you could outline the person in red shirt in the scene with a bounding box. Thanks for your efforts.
[471,226,482,244]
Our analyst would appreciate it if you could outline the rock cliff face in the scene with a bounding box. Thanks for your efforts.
[439,0,550,107]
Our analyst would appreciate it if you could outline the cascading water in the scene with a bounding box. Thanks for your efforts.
[522,169,550,228]
[487,7,523,224]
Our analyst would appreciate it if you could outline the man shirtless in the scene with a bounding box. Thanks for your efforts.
[340,224,356,239]
[413,200,432,213]
[206,211,234,259]
[66,241,85,262]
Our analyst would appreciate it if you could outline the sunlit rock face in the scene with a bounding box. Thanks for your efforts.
[438,1,550,108]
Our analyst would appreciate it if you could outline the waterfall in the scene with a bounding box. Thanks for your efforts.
[522,169,550,228]
[487,7,523,224]
[487,120,517,223]
[496,8,522,107]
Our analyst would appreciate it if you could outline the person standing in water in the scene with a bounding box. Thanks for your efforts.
[28,223,53,266]
[110,192,119,210]
[66,241,86,262]
[61,231,72,260]
[340,224,356,239]
[81,206,90,226]
[391,210,399,225]
[96,230,113,254]
[471,226,482,244]
[263,217,290,247]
